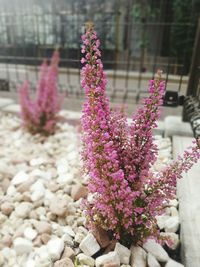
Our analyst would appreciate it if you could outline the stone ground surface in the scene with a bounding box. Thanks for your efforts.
[0,108,185,267]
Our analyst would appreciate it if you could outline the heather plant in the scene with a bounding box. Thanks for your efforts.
[81,23,200,246]
[19,50,62,136]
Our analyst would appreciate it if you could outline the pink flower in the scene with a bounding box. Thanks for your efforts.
[81,58,86,64]
[19,50,63,136]
[81,24,200,246]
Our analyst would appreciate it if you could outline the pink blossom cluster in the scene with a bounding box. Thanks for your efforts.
[19,51,62,136]
[81,24,200,245]
[145,141,200,218]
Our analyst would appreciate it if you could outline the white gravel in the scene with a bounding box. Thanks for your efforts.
[0,112,183,267]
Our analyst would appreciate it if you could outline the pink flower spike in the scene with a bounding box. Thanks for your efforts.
[80,24,200,247]
[18,50,62,136]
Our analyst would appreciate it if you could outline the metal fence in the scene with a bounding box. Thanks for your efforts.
[183,18,200,131]
[0,0,199,104]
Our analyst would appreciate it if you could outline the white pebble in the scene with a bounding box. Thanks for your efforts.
[79,233,100,256]
[24,227,37,241]
[47,238,64,261]
[13,238,33,255]
[12,171,29,186]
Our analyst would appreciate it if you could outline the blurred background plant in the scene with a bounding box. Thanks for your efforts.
[19,50,62,136]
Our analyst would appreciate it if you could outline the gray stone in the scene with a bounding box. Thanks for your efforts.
[0,214,7,224]
[168,199,178,208]
[143,239,169,262]
[156,215,171,230]
[164,216,179,233]
[47,238,64,260]
[0,252,4,266]
[96,251,120,267]
[6,185,16,196]
[170,207,179,217]
[77,253,95,266]
[24,259,36,267]
[12,171,29,186]
[61,246,75,260]
[1,202,14,216]
[79,233,100,256]
[13,237,33,254]
[39,233,51,245]
[114,242,131,264]
[2,235,12,247]
[33,235,42,247]
[63,226,75,237]
[165,259,184,267]
[23,227,37,241]
[54,258,74,267]
[92,226,110,248]
[15,202,32,218]
[160,233,179,250]
[75,232,85,244]
[16,178,35,193]
[30,157,46,166]
[50,198,68,217]
[71,184,88,201]
[130,246,146,267]
[33,220,52,235]
[30,180,45,201]
[147,253,160,267]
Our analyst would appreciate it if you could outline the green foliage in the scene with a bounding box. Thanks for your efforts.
[131,1,159,51]
[74,257,81,267]
[170,0,200,73]
[131,2,159,22]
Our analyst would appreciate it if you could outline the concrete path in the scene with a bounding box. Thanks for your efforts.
[0,98,14,108]
[173,136,200,267]
[0,97,82,121]
[0,88,187,120]
[0,64,188,96]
